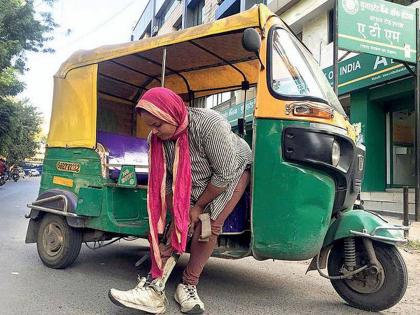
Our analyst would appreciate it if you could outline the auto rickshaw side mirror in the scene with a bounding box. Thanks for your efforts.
[242,28,264,69]
[242,28,261,52]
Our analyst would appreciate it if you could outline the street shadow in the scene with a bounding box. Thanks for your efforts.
[24,243,384,315]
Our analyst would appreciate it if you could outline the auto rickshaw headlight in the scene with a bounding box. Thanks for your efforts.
[332,140,340,167]
[287,102,334,120]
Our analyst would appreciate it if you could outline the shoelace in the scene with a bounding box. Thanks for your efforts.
[134,276,151,292]
[184,285,198,300]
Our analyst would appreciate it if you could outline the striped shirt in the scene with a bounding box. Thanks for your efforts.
[163,108,252,220]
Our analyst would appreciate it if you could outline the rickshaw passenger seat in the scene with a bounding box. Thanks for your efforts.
[96,131,149,185]
[221,190,250,234]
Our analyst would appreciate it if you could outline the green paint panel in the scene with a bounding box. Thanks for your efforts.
[76,187,103,217]
[109,186,147,221]
[85,186,149,236]
[40,148,104,195]
[369,77,414,102]
[39,148,150,237]
[323,210,405,246]
[251,119,335,260]
[350,90,386,191]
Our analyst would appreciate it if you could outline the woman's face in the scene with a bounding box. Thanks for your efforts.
[141,111,177,141]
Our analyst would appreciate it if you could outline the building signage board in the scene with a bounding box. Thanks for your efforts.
[338,0,417,63]
[220,99,255,125]
[323,53,413,94]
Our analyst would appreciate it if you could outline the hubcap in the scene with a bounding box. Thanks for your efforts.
[344,264,385,294]
[42,223,64,257]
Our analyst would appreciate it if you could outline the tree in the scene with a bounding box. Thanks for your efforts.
[0,0,56,72]
[0,0,55,162]
[0,99,42,164]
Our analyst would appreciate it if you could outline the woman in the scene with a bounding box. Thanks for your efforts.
[109,87,252,314]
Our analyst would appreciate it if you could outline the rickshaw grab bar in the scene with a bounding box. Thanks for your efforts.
[106,163,148,168]
[26,194,81,218]
[350,225,409,244]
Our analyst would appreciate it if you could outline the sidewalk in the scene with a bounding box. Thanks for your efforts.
[384,216,420,242]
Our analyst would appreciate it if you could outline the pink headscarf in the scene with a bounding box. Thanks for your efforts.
[136,87,191,278]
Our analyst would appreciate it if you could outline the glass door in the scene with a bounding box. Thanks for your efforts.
[390,109,415,187]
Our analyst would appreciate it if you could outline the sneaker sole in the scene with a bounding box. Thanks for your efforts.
[174,294,204,314]
[108,290,166,314]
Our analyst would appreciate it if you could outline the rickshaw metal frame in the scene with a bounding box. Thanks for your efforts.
[350,226,409,244]
[26,195,81,218]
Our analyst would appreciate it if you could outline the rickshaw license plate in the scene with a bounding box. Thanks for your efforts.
[56,161,81,173]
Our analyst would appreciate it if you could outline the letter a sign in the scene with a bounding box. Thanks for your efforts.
[337,0,417,63]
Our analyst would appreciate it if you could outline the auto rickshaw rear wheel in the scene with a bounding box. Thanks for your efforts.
[327,240,407,312]
[36,214,82,269]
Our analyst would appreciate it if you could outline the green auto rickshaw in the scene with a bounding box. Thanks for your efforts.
[25,4,408,312]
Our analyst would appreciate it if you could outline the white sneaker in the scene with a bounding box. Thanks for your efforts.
[109,277,167,314]
[174,283,205,314]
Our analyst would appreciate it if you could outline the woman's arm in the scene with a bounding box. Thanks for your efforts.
[189,183,225,227]
[190,119,237,225]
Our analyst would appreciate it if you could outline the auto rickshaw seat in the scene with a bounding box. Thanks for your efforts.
[96,131,149,185]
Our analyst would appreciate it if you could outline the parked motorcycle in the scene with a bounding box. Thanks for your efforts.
[11,172,19,182]
[0,174,6,186]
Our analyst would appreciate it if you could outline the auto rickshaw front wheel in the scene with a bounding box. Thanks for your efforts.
[36,214,82,269]
[328,240,407,312]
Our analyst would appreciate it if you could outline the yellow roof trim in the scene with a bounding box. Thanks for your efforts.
[56,5,275,78]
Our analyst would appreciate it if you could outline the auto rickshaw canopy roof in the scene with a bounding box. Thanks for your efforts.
[48,5,280,148]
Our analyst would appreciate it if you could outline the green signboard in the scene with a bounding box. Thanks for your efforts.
[220,99,255,125]
[323,53,413,95]
[338,0,417,63]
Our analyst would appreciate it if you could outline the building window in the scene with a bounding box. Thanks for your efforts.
[192,0,205,26]
[206,92,231,109]
[157,0,180,28]
[173,16,182,31]
[328,9,335,44]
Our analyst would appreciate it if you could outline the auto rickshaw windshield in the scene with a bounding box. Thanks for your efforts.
[270,28,346,116]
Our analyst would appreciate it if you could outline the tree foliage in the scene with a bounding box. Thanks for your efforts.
[0,99,42,164]
[0,0,55,162]
[0,0,57,73]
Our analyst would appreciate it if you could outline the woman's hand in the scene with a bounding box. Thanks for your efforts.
[188,205,204,237]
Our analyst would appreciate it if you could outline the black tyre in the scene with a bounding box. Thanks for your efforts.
[36,214,82,269]
[328,240,408,312]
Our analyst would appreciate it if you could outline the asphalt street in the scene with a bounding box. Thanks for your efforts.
[0,177,419,314]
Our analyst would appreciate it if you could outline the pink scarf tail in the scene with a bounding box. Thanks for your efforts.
[148,132,191,279]
[148,136,165,278]
[170,134,191,252]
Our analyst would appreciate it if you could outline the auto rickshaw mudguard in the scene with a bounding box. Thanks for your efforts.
[323,210,406,247]
[25,188,86,243]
